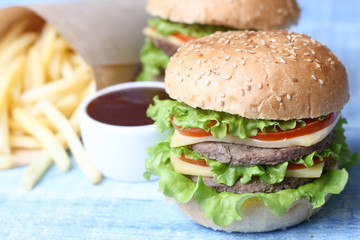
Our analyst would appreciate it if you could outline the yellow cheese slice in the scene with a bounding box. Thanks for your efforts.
[170,153,324,178]
[143,27,184,48]
[170,115,339,149]
[285,162,324,178]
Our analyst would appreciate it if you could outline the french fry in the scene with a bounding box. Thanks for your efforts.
[0,107,10,154]
[0,32,38,64]
[10,135,42,149]
[20,66,91,104]
[0,56,26,115]
[22,150,52,191]
[54,94,79,118]
[70,80,96,134]
[0,19,30,52]
[24,47,46,89]
[39,100,101,184]
[12,108,70,172]
[37,24,57,64]
[48,52,64,80]
[0,154,13,170]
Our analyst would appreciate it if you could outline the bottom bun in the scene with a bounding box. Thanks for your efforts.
[176,195,331,232]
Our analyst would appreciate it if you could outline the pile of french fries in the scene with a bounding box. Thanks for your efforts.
[0,20,102,190]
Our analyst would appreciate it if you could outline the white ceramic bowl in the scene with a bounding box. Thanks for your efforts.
[79,81,167,181]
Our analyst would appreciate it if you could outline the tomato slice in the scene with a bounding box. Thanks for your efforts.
[151,27,195,42]
[179,154,208,167]
[287,156,330,170]
[171,112,337,140]
[171,117,216,137]
[172,33,195,42]
[249,112,337,141]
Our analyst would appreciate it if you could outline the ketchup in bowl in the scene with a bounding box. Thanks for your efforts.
[86,87,169,126]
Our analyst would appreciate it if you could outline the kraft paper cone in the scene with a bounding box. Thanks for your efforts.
[0,0,147,89]
[0,0,148,167]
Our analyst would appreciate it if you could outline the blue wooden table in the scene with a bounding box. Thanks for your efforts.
[0,1,359,239]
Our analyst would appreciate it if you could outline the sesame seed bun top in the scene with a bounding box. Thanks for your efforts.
[146,0,300,30]
[165,30,349,120]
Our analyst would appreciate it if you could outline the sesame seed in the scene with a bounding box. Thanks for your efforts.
[225,56,231,61]
[233,63,238,68]
[200,72,205,76]
[258,83,263,89]
[207,70,212,76]
[217,91,225,98]
[304,53,310,56]
[319,79,324,84]
[205,79,211,86]
[276,96,282,102]
[311,75,317,80]
[235,49,242,52]
[214,71,220,75]
[278,57,286,64]
[280,103,285,110]
[331,61,335,65]
[251,107,257,112]
[245,76,252,82]
[328,58,332,62]
[316,63,322,69]
[286,94,291,100]
[224,75,232,80]
[195,75,201,80]
[178,60,183,64]
[220,101,225,106]
[306,59,313,62]
[240,89,245,96]
[184,51,189,55]
[248,50,256,54]
[215,65,220,70]
[291,77,298,82]
[187,66,192,70]
[186,74,190,78]
[179,78,184,83]
[225,39,230,44]
[246,85,251,91]
[196,60,201,65]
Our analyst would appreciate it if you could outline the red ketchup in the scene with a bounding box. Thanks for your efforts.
[87,87,169,126]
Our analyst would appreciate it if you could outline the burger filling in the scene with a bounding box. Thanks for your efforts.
[145,97,359,227]
[136,18,235,81]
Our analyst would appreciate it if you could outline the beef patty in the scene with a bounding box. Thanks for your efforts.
[150,37,179,56]
[190,130,335,166]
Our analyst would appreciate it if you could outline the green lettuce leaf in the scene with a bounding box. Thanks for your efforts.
[147,98,307,139]
[145,137,349,227]
[148,18,235,38]
[136,38,170,81]
[330,117,359,168]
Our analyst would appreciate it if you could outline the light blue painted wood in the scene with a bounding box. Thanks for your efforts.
[0,0,359,239]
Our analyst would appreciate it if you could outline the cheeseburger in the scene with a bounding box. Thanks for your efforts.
[137,0,300,81]
[144,30,359,232]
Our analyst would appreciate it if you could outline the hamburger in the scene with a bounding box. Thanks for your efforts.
[136,0,300,81]
[144,30,359,232]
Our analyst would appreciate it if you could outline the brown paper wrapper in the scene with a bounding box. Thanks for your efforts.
[0,0,148,166]
[0,0,147,89]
